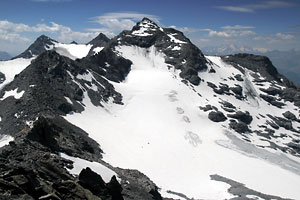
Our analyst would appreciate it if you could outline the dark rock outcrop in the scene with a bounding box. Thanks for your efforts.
[0,50,122,137]
[259,94,285,108]
[199,104,218,112]
[208,111,227,122]
[227,111,253,125]
[267,114,298,133]
[229,120,252,134]
[222,54,280,81]
[85,48,132,83]
[282,111,297,121]
[0,116,163,200]
[26,116,103,160]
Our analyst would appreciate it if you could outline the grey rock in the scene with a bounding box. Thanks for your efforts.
[227,111,253,125]
[234,74,244,82]
[13,35,57,59]
[208,111,227,122]
[229,120,251,134]
[260,94,285,108]
[282,111,297,121]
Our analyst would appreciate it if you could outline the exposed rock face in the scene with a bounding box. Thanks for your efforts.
[0,51,122,136]
[87,33,110,56]
[208,111,227,122]
[283,111,297,121]
[222,53,280,81]
[14,35,57,59]
[267,114,299,133]
[227,111,253,125]
[26,116,103,160]
[222,53,300,109]
[229,120,252,134]
[105,18,208,85]
[85,48,132,83]
[0,116,163,200]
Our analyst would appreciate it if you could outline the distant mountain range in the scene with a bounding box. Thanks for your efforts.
[202,45,300,85]
[0,51,11,61]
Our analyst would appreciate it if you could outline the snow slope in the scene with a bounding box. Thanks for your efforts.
[0,134,13,148]
[65,45,300,199]
[54,43,92,60]
[0,58,34,89]
[60,153,118,183]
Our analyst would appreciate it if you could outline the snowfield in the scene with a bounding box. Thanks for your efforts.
[60,153,119,183]
[0,58,34,89]
[0,135,13,148]
[54,43,92,60]
[65,45,300,199]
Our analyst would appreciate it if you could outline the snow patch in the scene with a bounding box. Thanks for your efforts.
[64,97,73,105]
[0,135,13,148]
[60,153,119,183]
[54,43,92,60]
[1,88,25,100]
[167,33,187,44]
[93,47,104,55]
[0,57,34,89]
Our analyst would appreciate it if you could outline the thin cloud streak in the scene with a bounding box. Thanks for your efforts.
[216,0,294,13]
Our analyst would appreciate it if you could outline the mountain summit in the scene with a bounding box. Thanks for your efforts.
[14,35,57,59]
[0,18,300,200]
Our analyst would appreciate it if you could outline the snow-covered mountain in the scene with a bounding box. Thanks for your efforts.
[203,45,300,85]
[1,18,300,200]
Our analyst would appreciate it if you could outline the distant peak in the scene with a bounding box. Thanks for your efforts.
[36,35,54,41]
[87,33,110,47]
[141,17,154,23]
[95,33,110,41]
[13,35,57,59]
[129,17,160,37]
[139,17,159,27]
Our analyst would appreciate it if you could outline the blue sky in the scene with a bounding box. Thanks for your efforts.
[0,0,300,55]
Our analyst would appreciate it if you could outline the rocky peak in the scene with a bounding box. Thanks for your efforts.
[88,33,110,46]
[112,18,207,85]
[130,17,160,37]
[13,34,57,59]
[222,53,279,79]
[87,33,110,56]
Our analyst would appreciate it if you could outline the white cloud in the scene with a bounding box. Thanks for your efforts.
[90,12,160,35]
[217,6,253,13]
[253,47,269,53]
[217,0,294,13]
[253,33,294,43]
[201,28,256,38]
[0,20,99,45]
[221,25,255,30]
[275,33,294,40]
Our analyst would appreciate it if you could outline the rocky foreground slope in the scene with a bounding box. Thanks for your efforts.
[1,18,300,199]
